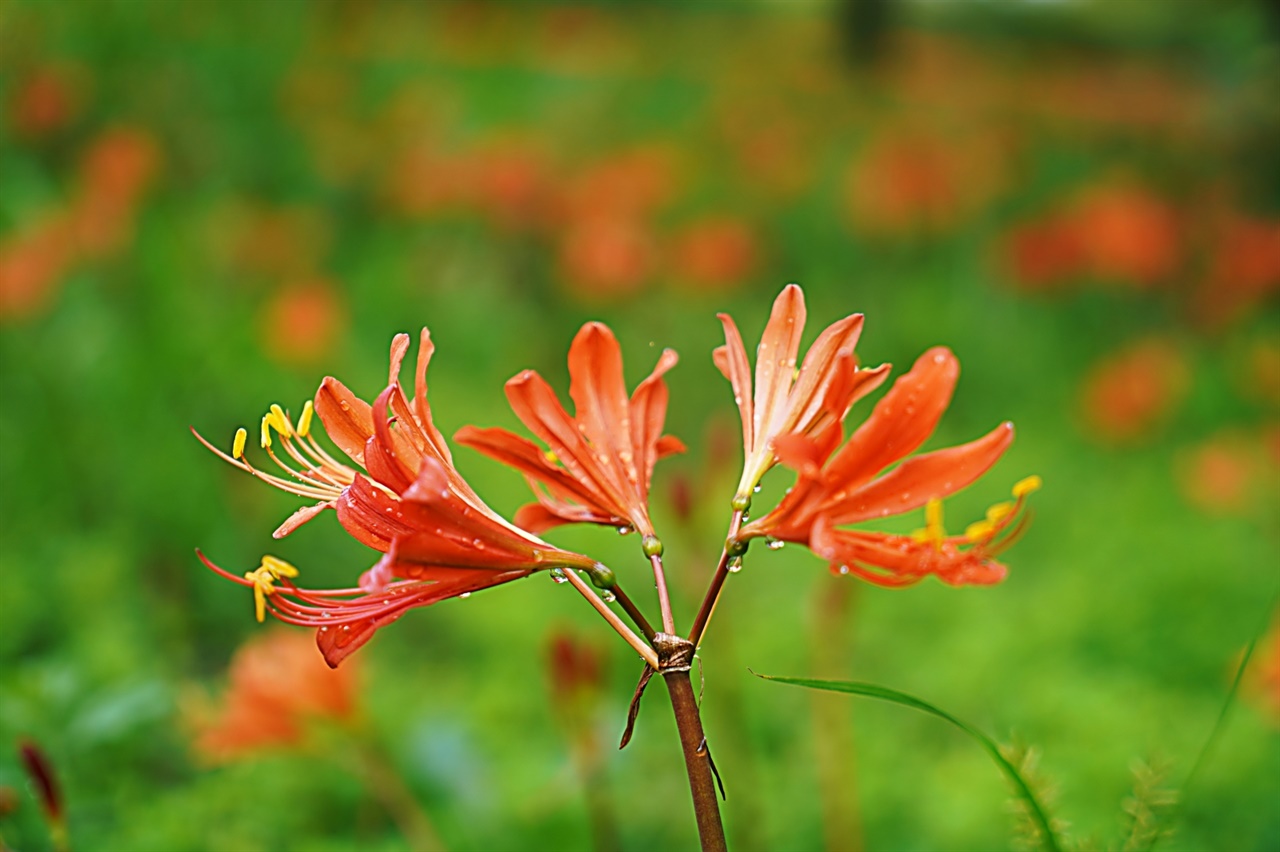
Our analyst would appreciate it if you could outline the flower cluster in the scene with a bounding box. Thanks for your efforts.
[197,285,1037,667]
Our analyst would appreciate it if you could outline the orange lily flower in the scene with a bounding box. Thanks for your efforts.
[455,321,684,538]
[196,329,603,666]
[715,283,891,508]
[740,346,1035,587]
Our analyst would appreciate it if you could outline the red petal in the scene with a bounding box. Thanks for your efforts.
[785,313,863,432]
[828,422,1015,525]
[715,314,754,451]
[753,284,806,441]
[629,347,679,497]
[455,425,608,510]
[314,377,373,467]
[568,322,637,492]
[823,347,959,492]
[505,369,625,516]
[272,502,332,539]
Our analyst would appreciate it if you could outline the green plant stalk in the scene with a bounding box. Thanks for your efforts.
[754,673,1062,852]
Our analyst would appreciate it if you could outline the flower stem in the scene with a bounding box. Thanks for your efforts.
[656,633,727,852]
[687,510,745,648]
[612,584,656,640]
[565,568,660,669]
[650,553,677,635]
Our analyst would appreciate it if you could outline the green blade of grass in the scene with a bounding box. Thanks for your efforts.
[752,671,1062,852]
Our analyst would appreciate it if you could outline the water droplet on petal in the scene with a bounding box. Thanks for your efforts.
[727,557,744,574]
[753,485,762,494]
[549,568,568,585]
[766,538,785,550]
[838,564,850,575]
[459,592,471,599]
[616,525,634,536]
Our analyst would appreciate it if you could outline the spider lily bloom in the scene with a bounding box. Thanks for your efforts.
[196,329,604,667]
[716,283,891,509]
[741,346,1036,587]
[455,321,684,538]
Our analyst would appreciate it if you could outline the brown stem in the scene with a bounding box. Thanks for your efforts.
[656,633,728,852]
[612,584,656,640]
[687,510,745,648]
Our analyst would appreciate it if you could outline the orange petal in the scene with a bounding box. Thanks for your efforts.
[824,347,959,491]
[752,283,806,441]
[715,314,755,451]
[314,377,373,466]
[828,421,1015,525]
[568,322,637,491]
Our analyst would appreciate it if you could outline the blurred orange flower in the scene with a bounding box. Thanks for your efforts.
[258,281,347,368]
[1175,427,1279,517]
[557,216,656,300]
[845,127,1005,239]
[558,145,679,223]
[1193,214,1280,331]
[0,217,76,320]
[188,628,359,763]
[1000,215,1086,293]
[1072,182,1180,289]
[1079,338,1189,444]
[69,127,160,259]
[670,217,760,292]
[1249,616,1280,726]
[8,65,82,140]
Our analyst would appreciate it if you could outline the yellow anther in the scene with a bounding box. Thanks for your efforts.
[911,498,947,549]
[260,555,299,579]
[965,520,996,542]
[269,404,293,437]
[1013,475,1042,499]
[260,414,273,449]
[297,400,314,438]
[232,428,247,460]
[243,567,276,623]
[985,501,1015,524]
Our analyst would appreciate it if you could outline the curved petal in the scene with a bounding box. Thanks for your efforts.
[714,314,754,451]
[823,347,959,492]
[272,502,332,539]
[784,313,864,433]
[629,347,680,497]
[827,421,1015,525]
[504,369,627,517]
[315,569,532,667]
[314,377,373,467]
[753,284,806,441]
[454,425,604,509]
[568,322,637,491]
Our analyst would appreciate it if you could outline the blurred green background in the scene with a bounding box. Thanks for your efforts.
[2,1,1278,849]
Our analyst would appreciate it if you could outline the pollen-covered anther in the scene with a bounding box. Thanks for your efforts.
[269,404,294,437]
[1013,475,1042,499]
[260,414,273,449]
[911,498,947,550]
[232,428,247,460]
[297,400,314,438]
[243,556,301,622]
